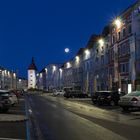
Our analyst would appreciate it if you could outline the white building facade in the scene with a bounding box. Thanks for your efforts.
[28,58,37,89]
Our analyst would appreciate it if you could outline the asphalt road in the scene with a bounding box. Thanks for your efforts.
[27,94,140,140]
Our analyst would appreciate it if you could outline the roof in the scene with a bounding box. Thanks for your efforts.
[86,34,100,49]
[76,48,85,56]
[28,57,37,70]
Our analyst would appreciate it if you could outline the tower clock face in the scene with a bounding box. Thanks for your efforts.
[30,70,33,74]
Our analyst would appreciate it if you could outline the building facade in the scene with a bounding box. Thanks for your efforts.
[37,64,62,91]
[0,67,25,90]
[37,1,140,94]
[28,58,37,89]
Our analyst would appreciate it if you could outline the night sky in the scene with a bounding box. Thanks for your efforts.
[0,0,136,78]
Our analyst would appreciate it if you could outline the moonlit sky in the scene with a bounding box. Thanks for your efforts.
[0,0,136,77]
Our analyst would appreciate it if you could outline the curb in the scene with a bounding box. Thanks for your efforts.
[0,118,28,123]
[0,115,28,123]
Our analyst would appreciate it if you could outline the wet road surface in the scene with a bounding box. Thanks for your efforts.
[27,94,140,140]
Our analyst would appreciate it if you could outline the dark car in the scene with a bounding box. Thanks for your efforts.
[91,91,126,106]
[0,90,11,113]
[64,90,88,98]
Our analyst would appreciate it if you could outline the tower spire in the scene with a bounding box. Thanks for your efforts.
[28,57,37,70]
[32,57,35,64]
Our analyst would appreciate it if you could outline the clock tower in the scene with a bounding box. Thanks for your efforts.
[28,57,37,89]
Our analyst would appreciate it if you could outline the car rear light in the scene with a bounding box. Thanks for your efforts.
[131,97,138,102]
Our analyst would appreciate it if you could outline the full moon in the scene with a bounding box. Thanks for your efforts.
[65,48,70,53]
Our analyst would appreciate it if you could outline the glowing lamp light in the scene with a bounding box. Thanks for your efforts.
[2,71,5,76]
[8,71,10,76]
[53,65,56,71]
[85,49,90,55]
[4,70,7,74]
[75,56,80,62]
[19,79,21,82]
[59,68,63,73]
[114,18,122,29]
[98,39,104,46]
[40,73,42,78]
[45,68,48,73]
[67,62,71,68]
[13,73,16,77]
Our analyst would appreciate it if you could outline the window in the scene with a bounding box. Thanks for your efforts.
[96,49,98,54]
[120,63,129,73]
[101,55,104,65]
[128,25,132,34]
[112,35,115,44]
[123,28,126,37]
[87,62,89,70]
[118,32,121,40]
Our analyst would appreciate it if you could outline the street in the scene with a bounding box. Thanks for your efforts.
[26,94,140,140]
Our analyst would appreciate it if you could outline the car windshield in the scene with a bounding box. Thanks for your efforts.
[127,91,140,96]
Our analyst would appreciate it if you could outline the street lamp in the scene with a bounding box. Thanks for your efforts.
[7,71,10,77]
[114,18,122,29]
[98,39,104,46]
[45,68,48,73]
[75,56,80,63]
[66,62,71,68]
[59,68,63,73]
[13,73,16,78]
[53,65,56,72]
[40,73,42,78]
[85,49,90,55]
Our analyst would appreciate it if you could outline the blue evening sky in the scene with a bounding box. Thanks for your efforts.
[0,0,136,77]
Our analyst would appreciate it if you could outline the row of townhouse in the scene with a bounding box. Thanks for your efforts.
[0,66,27,90]
[37,1,140,94]
[37,64,63,91]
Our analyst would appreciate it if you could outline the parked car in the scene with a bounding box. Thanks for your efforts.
[53,90,65,96]
[8,92,18,106]
[64,90,88,98]
[0,90,11,112]
[11,90,21,98]
[91,91,126,106]
[119,91,140,111]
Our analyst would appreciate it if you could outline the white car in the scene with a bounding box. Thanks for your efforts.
[119,91,140,111]
[53,90,65,96]
[9,92,18,106]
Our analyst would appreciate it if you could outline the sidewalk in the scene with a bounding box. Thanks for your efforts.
[0,98,27,140]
